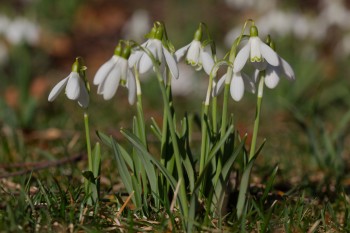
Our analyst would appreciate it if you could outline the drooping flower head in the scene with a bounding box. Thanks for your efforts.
[128,21,179,80]
[93,41,136,104]
[175,23,215,75]
[255,35,295,89]
[48,57,89,108]
[234,24,279,73]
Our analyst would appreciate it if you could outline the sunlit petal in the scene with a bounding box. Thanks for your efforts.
[102,67,121,100]
[139,45,156,74]
[163,46,179,79]
[66,72,81,100]
[48,76,69,101]
[186,40,201,65]
[233,41,250,73]
[260,42,279,66]
[175,43,191,62]
[264,66,280,89]
[230,73,244,101]
[201,47,214,75]
[128,50,143,68]
[214,74,227,96]
[126,71,136,105]
[93,56,116,85]
[250,37,262,62]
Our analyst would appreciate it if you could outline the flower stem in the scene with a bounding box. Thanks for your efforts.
[84,112,92,171]
[249,72,264,161]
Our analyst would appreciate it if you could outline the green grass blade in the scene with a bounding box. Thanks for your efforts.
[121,129,177,191]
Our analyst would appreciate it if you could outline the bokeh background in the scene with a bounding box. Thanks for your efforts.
[1,0,350,188]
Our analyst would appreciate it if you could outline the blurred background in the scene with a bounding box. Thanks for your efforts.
[1,0,350,187]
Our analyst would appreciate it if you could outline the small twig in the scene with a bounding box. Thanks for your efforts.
[0,153,85,179]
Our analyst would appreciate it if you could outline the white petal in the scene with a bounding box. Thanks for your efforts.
[77,78,89,108]
[66,72,81,100]
[242,72,256,93]
[264,66,280,89]
[279,56,295,81]
[253,69,260,82]
[175,43,191,62]
[153,40,163,61]
[138,45,156,74]
[128,50,143,68]
[102,67,121,100]
[163,46,179,79]
[48,76,69,102]
[233,41,250,73]
[118,57,128,81]
[260,42,279,66]
[93,56,116,85]
[126,71,136,105]
[186,41,201,65]
[250,37,262,62]
[214,74,226,96]
[230,73,244,101]
[201,47,214,75]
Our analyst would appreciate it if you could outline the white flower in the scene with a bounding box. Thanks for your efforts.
[234,25,279,72]
[94,55,136,104]
[255,56,295,89]
[48,71,89,108]
[129,38,179,79]
[175,40,214,75]
[214,71,255,102]
[5,17,40,45]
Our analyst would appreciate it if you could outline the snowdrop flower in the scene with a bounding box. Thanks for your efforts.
[255,39,295,89]
[256,56,295,89]
[94,43,136,104]
[5,17,40,45]
[214,71,255,102]
[234,25,279,72]
[129,22,179,79]
[48,57,89,108]
[175,26,214,75]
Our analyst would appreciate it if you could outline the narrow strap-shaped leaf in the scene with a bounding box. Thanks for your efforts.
[237,139,266,218]
[111,137,136,206]
[221,135,246,179]
[194,125,234,192]
[150,117,162,140]
[121,129,177,191]
[96,130,112,147]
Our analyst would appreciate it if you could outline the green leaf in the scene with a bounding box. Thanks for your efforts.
[194,125,234,192]
[111,137,136,206]
[82,170,95,184]
[96,131,112,147]
[121,129,177,191]
[237,139,266,218]
[261,165,278,202]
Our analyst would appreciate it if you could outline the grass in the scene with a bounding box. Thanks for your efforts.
[1,0,350,232]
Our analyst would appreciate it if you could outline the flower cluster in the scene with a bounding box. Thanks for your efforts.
[215,24,295,101]
[48,21,295,108]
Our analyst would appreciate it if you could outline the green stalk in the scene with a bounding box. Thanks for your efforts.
[249,73,264,161]
[84,112,92,171]
[155,68,189,218]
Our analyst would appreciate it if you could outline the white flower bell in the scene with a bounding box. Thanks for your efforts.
[128,22,179,79]
[175,26,214,75]
[215,71,255,102]
[48,57,89,108]
[94,43,136,104]
[234,25,279,72]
